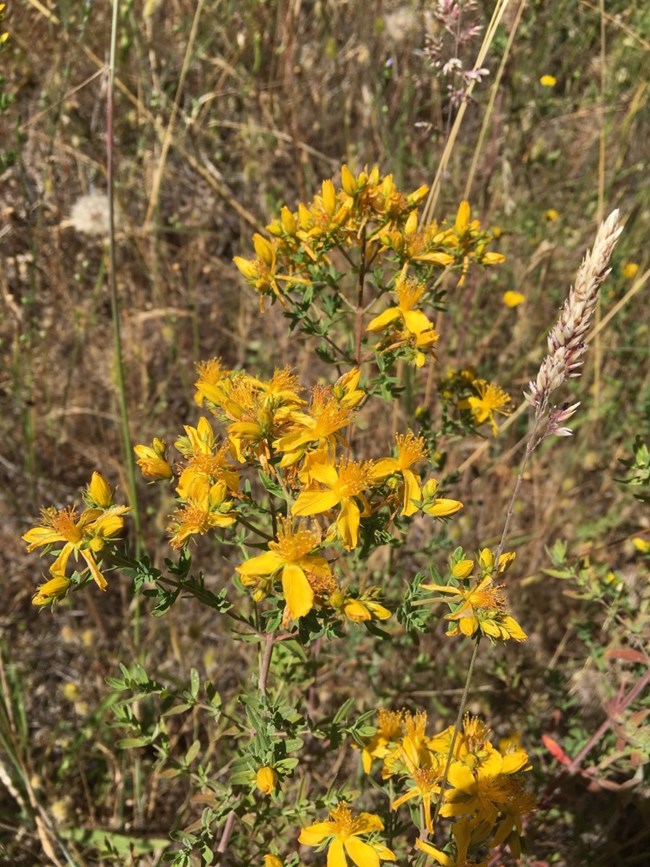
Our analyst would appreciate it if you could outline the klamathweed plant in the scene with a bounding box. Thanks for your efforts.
[21,167,623,865]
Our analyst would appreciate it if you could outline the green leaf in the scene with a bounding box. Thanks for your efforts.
[117,736,151,749]
[190,668,200,700]
[185,739,201,765]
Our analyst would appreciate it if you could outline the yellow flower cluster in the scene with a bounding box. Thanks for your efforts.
[234,166,504,368]
[359,710,533,863]
[22,473,130,605]
[130,360,463,624]
[423,548,527,642]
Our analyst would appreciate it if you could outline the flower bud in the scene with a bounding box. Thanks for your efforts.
[256,766,278,795]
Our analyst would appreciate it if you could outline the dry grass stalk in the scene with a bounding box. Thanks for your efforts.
[526,209,623,433]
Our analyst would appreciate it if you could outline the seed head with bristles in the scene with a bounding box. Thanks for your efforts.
[526,210,623,422]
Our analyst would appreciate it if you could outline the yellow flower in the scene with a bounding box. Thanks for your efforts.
[256,766,278,795]
[632,537,650,553]
[544,208,559,222]
[32,573,71,607]
[467,379,511,436]
[623,262,639,280]
[134,438,174,481]
[415,819,482,867]
[421,478,463,518]
[174,418,239,501]
[502,290,525,308]
[392,765,442,833]
[167,483,236,549]
[85,472,114,509]
[234,233,309,305]
[292,458,372,550]
[337,589,392,624]
[275,386,353,464]
[298,802,396,866]
[23,499,130,594]
[359,709,403,774]
[422,574,527,642]
[263,856,283,867]
[237,519,331,620]
[367,269,438,343]
[371,431,427,517]
[539,74,557,87]
[193,356,232,407]
[333,367,365,408]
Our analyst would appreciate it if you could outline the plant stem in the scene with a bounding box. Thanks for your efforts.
[107,0,141,545]
[258,632,275,696]
[215,809,237,864]
[354,229,367,365]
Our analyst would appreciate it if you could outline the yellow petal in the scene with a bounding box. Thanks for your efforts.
[236,551,284,576]
[328,838,347,867]
[366,307,401,333]
[338,499,361,549]
[253,233,274,265]
[452,559,474,579]
[292,489,341,516]
[341,164,356,196]
[401,469,421,517]
[87,472,113,508]
[233,256,257,279]
[298,821,335,846]
[415,838,453,866]
[343,599,371,622]
[402,309,434,337]
[256,766,278,794]
[344,836,381,867]
[412,251,454,266]
[370,458,399,479]
[455,200,471,233]
[282,564,314,620]
[502,290,525,307]
[423,498,463,517]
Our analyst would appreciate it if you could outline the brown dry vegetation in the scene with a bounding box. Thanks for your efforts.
[1,1,649,865]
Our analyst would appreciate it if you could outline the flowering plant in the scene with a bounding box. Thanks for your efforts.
[22,167,622,865]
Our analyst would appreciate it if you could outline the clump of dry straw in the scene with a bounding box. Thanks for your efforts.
[526,209,623,436]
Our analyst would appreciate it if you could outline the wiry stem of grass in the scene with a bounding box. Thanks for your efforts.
[463,0,526,202]
[143,0,206,230]
[107,0,140,544]
[592,0,608,417]
[422,0,513,223]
